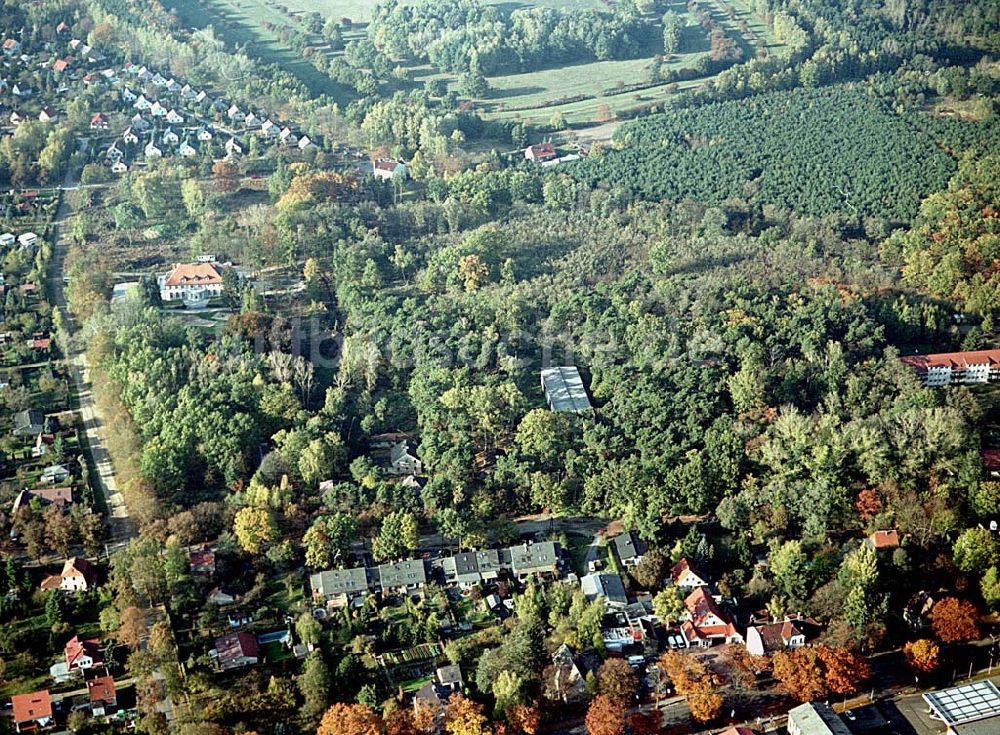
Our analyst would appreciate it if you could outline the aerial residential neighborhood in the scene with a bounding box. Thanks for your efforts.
[1,0,1000,734]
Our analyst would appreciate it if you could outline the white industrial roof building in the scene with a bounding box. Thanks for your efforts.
[540,366,592,413]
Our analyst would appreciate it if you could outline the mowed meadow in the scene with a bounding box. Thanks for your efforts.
[166,0,788,130]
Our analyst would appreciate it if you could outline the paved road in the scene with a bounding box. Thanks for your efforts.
[47,161,134,548]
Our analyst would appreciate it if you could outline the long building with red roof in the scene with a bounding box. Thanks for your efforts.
[900,349,1000,386]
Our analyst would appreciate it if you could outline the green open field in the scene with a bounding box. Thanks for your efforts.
[273,0,607,23]
[420,0,786,127]
[170,0,357,104]
[173,0,784,132]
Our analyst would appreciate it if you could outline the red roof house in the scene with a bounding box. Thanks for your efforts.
[868,530,900,549]
[40,557,96,592]
[29,335,51,351]
[11,690,52,732]
[189,548,216,575]
[670,557,709,588]
[213,631,259,670]
[745,614,821,656]
[52,58,71,73]
[65,635,103,670]
[87,674,117,716]
[163,262,224,287]
[901,349,1000,385]
[524,143,556,162]
[681,586,741,646]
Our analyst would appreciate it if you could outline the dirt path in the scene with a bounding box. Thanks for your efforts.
[48,159,134,549]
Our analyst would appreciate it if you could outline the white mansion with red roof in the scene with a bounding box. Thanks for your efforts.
[157,260,226,306]
[900,349,1000,387]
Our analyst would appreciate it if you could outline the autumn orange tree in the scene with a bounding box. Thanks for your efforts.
[507,704,540,734]
[688,691,724,724]
[385,708,417,735]
[904,639,940,673]
[316,703,384,735]
[817,645,870,695]
[277,171,357,216]
[771,645,870,702]
[412,700,441,735]
[854,488,883,522]
[585,695,626,735]
[930,598,981,643]
[658,650,724,723]
[658,650,716,695]
[728,646,770,689]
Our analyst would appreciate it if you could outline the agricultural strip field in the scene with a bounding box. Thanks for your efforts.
[169,0,358,105]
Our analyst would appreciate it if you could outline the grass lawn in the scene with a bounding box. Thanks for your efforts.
[396,674,432,693]
[260,639,294,663]
[263,574,306,613]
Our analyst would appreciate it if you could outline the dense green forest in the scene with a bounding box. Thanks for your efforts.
[570,84,974,219]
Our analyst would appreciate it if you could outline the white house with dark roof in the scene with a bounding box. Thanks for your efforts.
[610,532,648,567]
[225,137,243,157]
[442,550,502,589]
[507,541,561,579]
[581,572,628,607]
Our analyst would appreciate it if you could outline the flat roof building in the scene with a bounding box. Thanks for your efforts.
[541,366,592,413]
[787,702,852,735]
